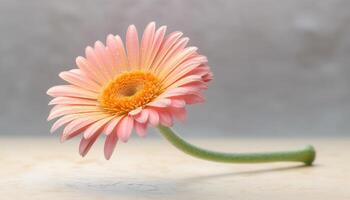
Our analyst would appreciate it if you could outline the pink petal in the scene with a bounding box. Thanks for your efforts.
[162,60,203,87]
[47,105,102,121]
[180,82,208,90]
[50,113,95,133]
[147,98,171,108]
[83,116,113,139]
[157,87,199,99]
[117,116,134,142]
[134,109,149,123]
[147,109,159,127]
[160,92,205,106]
[170,99,186,108]
[170,107,187,122]
[164,75,203,90]
[106,34,129,72]
[150,31,183,72]
[153,37,189,74]
[129,107,142,116]
[182,93,205,104]
[104,130,118,160]
[158,110,173,127]
[145,26,167,70]
[48,105,101,120]
[94,41,113,79]
[59,70,101,92]
[85,46,110,81]
[79,132,100,157]
[186,65,212,78]
[203,72,214,82]
[47,85,98,99]
[48,97,98,106]
[61,114,108,141]
[158,46,198,80]
[60,126,87,142]
[126,25,140,69]
[51,115,75,133]
[165,92,205,105]
[140,22,156,68]
[104,116,122,135]
[135,122,147,137]
[76,56,106,85]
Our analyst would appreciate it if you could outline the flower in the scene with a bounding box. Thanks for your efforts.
[47,22,213,159]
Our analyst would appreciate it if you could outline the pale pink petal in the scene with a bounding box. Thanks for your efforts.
[135,122,147,137]
[83,116,114,139]
[146,98,171,108]
[145,26,167,70]
[150,31,183,72]
[85,46,110,81]
[181,80,208,90]
[129,107,142,116]
[180,82,208,90]
[104,116,122,135]
[164,75,203,90]
[61,114,108,141]
[48,105,101,120]
[147,109,159,126]
[140,22,156,68]
[50,113,98,133]
[186,65,212,78]
[157,87,200,99]
[76,56,106,85]
[203,72,214,82]
[60,126,87,142]
[47,85,98,99]
[79,132,100,157]
[105,34,120,74]
[165,93,205,105]
[170,107,187,122]
[48,105,102,120]
[59,70,101,92]
[117,116,134,142]
[94,41,113,79]
[126,25,140,69]
[158,110,173,127]
[49,97,98,106]
[181,93,205,104]
[170,99,186,108]
[134,109,149,123]
[161,60,204,88]
[50,115,76,133]
[106,34,129,73]
[152,37,189,74]
[104,130,118,160]
[104,45,118,77]
[158,46,198,80]
[161,92,205,105]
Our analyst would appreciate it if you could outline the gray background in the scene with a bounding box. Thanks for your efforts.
[1,0,349,137]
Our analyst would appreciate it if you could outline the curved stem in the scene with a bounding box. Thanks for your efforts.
[157,125,316,165]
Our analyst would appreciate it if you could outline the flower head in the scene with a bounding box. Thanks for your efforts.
[47,22,213,159]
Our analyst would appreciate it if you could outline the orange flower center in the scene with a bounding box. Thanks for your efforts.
[99,70,163,115]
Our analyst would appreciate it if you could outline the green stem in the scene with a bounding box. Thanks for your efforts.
[157,125,316,165]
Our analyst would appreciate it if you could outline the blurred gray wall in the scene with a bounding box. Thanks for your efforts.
[0,0,349,137]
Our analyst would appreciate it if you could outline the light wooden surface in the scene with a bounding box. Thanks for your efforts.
[0,136,349,200]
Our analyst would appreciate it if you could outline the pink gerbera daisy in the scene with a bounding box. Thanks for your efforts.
[47,22,213,159]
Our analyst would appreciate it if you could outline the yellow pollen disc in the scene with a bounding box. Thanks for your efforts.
[99,70,163,116]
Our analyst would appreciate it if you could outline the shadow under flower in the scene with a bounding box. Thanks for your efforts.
[58,164,320,199]
[181,164,320,183]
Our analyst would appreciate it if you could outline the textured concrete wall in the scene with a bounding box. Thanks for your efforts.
[0,0,349,137]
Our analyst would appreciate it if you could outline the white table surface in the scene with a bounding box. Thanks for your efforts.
[0,136,349,200]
